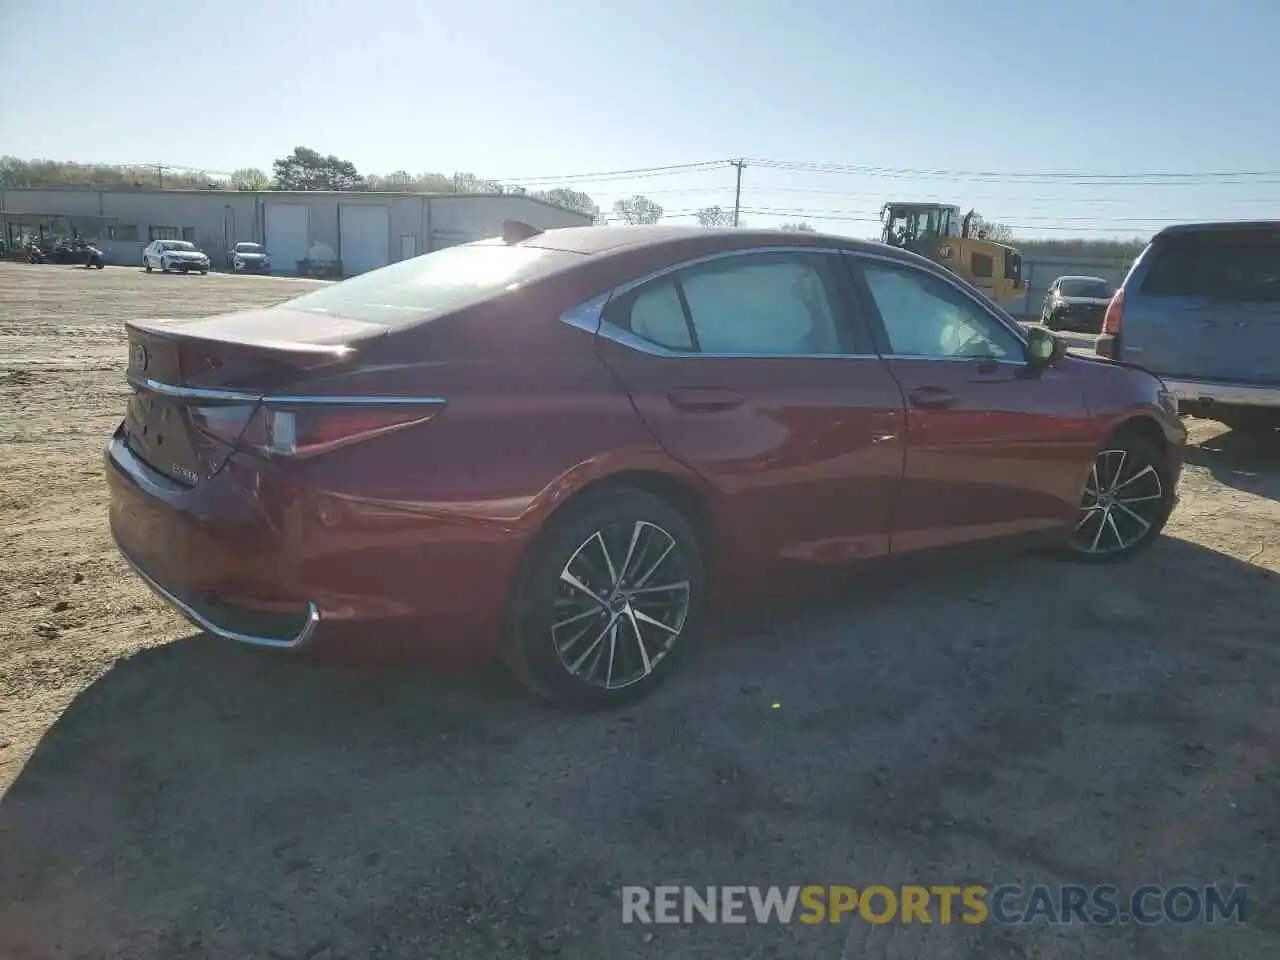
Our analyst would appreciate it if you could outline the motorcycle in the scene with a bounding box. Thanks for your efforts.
[26,242,50,264]
[83,244,105,269]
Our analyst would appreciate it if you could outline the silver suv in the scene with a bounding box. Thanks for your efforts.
[1096,222,1280,432]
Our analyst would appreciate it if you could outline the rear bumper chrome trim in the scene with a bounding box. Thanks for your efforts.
[1162,379,1280,409]
[112,531,319,649]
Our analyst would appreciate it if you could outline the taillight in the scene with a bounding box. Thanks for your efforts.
[263,405,439,458]
[192,400,442,458]
[1102,288,1125,335]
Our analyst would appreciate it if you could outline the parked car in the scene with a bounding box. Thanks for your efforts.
[106,223,1185,706]
[52,238,105,268]
[1096,221,1280,433]
[228,241,272,273]
[143,239,210,274]
[1041,275,1113,332]
[25,240,50,264]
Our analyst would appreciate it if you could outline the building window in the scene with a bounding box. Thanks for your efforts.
[109,224,140,242]
[149,226,180,241]
[182,226,196,243]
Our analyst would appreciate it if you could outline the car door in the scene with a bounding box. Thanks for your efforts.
[593,247,907,589]
[843,253,1095,554]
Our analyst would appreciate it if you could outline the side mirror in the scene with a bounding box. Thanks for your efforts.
[1026,325,1066,367]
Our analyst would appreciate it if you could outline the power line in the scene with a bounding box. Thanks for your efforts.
[744,158,1280,185]
[491,160,729,186]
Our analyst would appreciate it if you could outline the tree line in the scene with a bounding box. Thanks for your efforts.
[0,150,1151,249]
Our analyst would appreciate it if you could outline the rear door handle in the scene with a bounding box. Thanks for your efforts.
[666,387,744,413]
[908,386,958,410]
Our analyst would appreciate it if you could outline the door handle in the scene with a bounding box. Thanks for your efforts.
[666,387,744,413]
[908,386,958,410]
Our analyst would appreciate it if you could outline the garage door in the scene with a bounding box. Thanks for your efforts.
[339,205,390,276]
[264,205,309,275]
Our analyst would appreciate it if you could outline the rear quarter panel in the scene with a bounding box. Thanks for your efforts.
[262,275,714,638]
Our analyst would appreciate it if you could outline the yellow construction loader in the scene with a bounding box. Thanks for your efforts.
[880,202,1027,305]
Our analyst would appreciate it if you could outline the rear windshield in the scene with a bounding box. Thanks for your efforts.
[163,241,196,251]
[1140,232,1280,302]
[1059,278,1110,298]
[280,241,583,325]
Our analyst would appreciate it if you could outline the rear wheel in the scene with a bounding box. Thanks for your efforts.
[1064,434,1173,562]
[144,258,152,273]
[505,487,704,708]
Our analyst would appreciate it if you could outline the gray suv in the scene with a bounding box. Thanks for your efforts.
[1096,222,1280,432]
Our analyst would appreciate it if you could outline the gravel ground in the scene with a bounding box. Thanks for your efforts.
[1,262,1278,959]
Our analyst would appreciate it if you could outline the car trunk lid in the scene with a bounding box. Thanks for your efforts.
[123,307,387,483]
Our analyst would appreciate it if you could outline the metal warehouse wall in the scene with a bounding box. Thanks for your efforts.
[0,189,592,273]
[1008,256,1136,319]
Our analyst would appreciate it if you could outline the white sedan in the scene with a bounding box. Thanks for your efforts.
[143,240,210,274]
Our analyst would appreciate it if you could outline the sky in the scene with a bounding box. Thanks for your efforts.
[3,0,1279,239]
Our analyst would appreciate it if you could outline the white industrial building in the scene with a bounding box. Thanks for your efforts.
[0,188,592,275]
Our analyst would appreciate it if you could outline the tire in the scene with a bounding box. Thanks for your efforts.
[160,260,170,274]
[144,258,152,273]
[1061,431,1174,563]
[199,268,208,275]
[504,486,705,708]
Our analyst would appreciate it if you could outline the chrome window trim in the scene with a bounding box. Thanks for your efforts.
[596,319,881,360]
[610,244,848,299]
[558,243,1034,363]
[841,249,1031,352]
[564,244,885,360]
[126,374,446,407]
[879,354,1027,367]
[560,293,610,335]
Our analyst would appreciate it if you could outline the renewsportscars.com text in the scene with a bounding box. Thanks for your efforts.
[621,884,1247,926]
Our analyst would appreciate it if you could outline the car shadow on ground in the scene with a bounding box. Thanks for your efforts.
[1183,421,1280,500]
[3,538,1279,959]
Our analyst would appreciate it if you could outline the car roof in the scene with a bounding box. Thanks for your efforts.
[1056,275,1109,283]
[518,223,903,259]
[1154,220,1280,238]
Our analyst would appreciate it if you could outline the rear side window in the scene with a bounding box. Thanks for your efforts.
[613,252,850,355]
[281,240,583,325]
[1140,232,1280,302]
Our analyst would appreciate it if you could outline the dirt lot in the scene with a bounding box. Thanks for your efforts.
[2,262,1279,959]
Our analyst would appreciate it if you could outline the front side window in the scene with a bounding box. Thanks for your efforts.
[860,261,1023,360]
[615,252,848,355]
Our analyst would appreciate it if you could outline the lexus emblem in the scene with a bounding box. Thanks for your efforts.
[132,343,148,370]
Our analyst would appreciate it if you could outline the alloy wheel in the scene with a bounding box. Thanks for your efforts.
[1071,448,1166,555]
[551,520,690,690]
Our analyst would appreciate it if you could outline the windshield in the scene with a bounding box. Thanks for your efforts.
[163,241,197,251]
[280,240,583,326]
[235,243,263,253]
[1059,278,1111,298]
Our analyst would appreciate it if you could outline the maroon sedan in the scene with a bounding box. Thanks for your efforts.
[106,223,1185,706]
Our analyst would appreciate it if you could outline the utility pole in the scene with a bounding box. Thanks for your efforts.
[156,163,165,189]
[730,159,746,227]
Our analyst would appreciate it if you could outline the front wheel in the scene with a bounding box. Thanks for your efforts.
[505,487,705,708]
[1064,434,1174,562]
